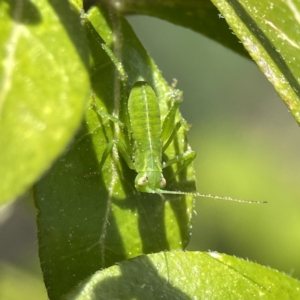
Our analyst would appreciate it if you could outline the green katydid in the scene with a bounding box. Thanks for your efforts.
[93,81,266,204]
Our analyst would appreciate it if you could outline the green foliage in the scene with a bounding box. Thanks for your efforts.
[1,0,300,299]
[118,0,250,58]
[0,0,89,204]
[66,252,300,300]
[211,0,300,124]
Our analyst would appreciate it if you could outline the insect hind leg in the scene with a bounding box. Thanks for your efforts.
[91,93,125,128]
[99,138,135,171]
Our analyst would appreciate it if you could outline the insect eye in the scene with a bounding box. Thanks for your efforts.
[137,176,148,186]
[160,177,166,188]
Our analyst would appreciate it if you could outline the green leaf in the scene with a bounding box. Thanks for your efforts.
[209,0,300,125]
[0,0,89,204]
[65,251,300,300]
[34,3,195,299]
[118,0,300,125]
[117,0,249,59]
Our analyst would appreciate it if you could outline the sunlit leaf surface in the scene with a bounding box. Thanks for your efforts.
[0,0,89,204]
[66,251,300,300]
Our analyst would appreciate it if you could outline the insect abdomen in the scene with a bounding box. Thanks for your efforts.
[128,81,162,172]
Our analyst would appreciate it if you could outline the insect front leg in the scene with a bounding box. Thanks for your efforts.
[162,150,196,182]
[161,89,183,151]
[160,87,195,182]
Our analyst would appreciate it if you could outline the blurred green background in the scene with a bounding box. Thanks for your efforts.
[1,15,300,298]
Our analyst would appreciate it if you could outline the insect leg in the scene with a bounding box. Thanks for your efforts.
[161,88,195,181]
[98,140,115,170]
[100,44,131,134]
[91,95,134,171]
[99,138,135,171]
[91,93,133,160]
[101,44,127,83]
[91,94,125,128]
[115,139,135,170]
[162,150,196,181]
[161,89,183,149]
[162,121,181,152]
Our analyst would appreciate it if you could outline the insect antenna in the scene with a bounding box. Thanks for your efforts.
[156,189,267,204]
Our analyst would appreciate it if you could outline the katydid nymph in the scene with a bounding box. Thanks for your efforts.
[94,81,266,204]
